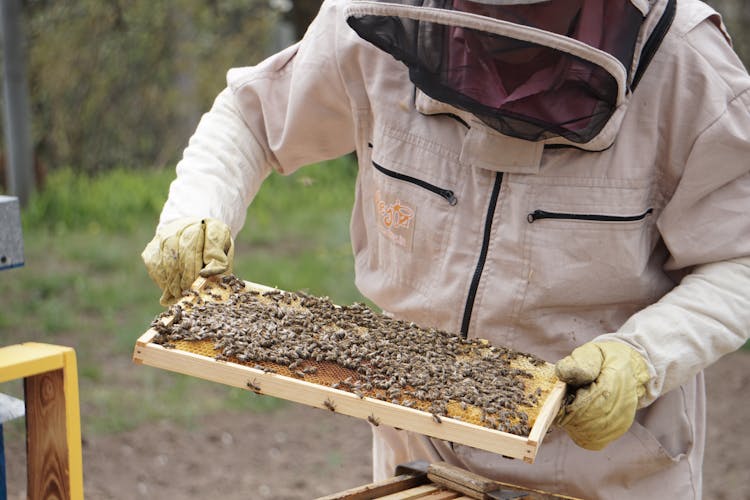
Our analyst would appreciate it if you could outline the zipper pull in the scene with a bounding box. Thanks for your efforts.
[441,190,458,206]
[527,210,545,223]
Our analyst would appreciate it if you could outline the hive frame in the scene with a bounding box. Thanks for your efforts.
[132,280,566,463]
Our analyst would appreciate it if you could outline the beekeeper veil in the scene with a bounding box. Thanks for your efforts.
[345,0,675,151]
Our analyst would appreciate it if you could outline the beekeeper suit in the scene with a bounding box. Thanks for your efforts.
[142,0,750,497]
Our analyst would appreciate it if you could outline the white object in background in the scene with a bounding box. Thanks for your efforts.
[0,393,24,423]
[0,195,24,270]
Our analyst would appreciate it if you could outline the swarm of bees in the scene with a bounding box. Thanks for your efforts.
[149,275,551,436]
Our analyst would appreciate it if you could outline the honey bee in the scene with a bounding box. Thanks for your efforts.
[172,305,183,324]
[323,398,336,412]
[246,379,262,393]
[367,414,381,426]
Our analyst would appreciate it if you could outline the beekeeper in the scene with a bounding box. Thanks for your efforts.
[142,0,750,497]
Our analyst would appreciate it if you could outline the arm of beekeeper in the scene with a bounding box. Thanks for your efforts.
[159,9,358,234]
[556,255,750,450]
[557,88,750,450]
[143,0,357,304]
[556,13,750,450]
[598,94,750,406]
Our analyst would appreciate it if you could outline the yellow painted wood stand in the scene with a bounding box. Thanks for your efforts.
[0,343,84,500]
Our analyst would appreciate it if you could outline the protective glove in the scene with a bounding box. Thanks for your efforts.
[142,217,235,306]
[555,341,650,451]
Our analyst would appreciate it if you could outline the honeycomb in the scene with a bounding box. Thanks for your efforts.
[153,277,559,434]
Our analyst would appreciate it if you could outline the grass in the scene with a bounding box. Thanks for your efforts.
[0,158,365,434]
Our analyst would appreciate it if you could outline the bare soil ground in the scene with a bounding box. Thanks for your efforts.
[4,350,748,499]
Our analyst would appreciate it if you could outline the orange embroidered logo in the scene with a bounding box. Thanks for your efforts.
[377,199,414,229]
[374,190,416,249]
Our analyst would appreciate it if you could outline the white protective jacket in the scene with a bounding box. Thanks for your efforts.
[157,0,750,498]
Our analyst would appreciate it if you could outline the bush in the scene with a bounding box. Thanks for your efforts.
[22,167,174,233]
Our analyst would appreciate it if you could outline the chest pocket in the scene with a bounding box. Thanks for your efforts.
[355,123,461,297]
[519,178,670,315]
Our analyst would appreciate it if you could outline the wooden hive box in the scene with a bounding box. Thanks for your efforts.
[133,276,566,463]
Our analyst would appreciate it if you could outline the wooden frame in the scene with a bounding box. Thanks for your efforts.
[316,460,583,499]
[133,328,565,463]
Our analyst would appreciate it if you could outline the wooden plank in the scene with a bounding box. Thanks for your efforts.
[427,462,496,496]
[425,476,481,500]
[25,368,70,500]
[428,461,583,500]
[378,484,440,499]
[133,337,537,460]
[420,490,462,499]
[315,474,428,500]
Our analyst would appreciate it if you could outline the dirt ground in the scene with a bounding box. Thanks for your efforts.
[4,350,748,499]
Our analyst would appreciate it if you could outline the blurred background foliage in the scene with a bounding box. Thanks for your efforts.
[0,0,745,182]
[0,0,745,181]
[10,0,323,178]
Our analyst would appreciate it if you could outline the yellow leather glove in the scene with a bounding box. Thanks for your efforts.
[555,341,650,451]
[141,217,235,306]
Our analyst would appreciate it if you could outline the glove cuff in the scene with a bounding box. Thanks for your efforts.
[623,343,650,402]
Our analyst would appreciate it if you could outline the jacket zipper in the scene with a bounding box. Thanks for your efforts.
[527,208,653,223]
[460,172,503,339]
[372,161,457,205]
